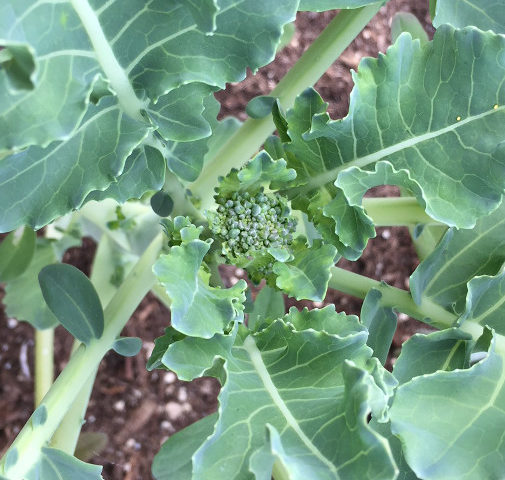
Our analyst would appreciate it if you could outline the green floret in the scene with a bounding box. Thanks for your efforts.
[210,190,296,260]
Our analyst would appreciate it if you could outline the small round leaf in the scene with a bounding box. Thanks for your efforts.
[38,264,104,344]
[112,337,142,357]
[151,191,174,217]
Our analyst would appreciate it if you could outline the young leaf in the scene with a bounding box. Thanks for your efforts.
[392,328,472,384]
[0,227,36,282]
[153,221,247,338]
[162,330,236,382]
[361,289,397,365]
[145,83,217,143]
[152,413,218,480]
[390,335,505,480]
[112,337,142,357]
[164,94,221,182]
[460,271,505,336]
[150,191,174,218]
[217,151,296,197]
[85,145,165,204]
[246,96,277,119]
[410,201,505,315]
[433,0,505,33]
[38,264,104,344]
[273,239,337,301]
[146,327,185,372]
[248,286,285,331]
[283,305,364,336]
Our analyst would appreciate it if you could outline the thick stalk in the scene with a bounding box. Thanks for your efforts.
[329,266,455,329]
[407,224,447,261]
[362,197,442,226]
[0,234,163,478]
[397,187,446,261]
[34,328,54,407]
[328,266,505,353]
[189,5,382,207]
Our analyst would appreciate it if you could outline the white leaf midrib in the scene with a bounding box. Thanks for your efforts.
[306,105,505,191]
[70,0,146,120]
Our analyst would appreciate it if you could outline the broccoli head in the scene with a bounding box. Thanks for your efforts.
[210,190,296,260]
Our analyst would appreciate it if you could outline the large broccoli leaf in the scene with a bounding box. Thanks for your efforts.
[272,27,505,258]
[390,335,505,480]
[0,0,298,232]
[152,307,398,480]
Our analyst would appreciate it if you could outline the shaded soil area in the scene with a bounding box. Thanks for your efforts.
[1,2,433,479]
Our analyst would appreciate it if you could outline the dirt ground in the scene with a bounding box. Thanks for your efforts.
[0,2,433,478]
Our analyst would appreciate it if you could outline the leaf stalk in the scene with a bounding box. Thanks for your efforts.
[34,328,54,407]
[328,266,505,353]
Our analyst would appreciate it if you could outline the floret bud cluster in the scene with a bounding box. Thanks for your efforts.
[211,190,296,258]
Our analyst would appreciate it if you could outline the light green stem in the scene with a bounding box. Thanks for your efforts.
[49,361,96,455]
[0,234,163,478]
[397,187,447,261]
[362,197,442,226]
[34,328,54,407]
[329,266,456,329]
[328,266,505,353]
[408,224,447,261]
[189,5,382,207]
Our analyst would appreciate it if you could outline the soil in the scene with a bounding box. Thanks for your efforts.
[0,2,433,479]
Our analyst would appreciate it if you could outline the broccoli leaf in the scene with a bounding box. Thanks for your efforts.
[433,0,505,33]
[4,237,80,330]
[0,0,299,232]
[392,329,472,384]
[0,227,36,282]
[0,98,150,231]
[248,286,285,332]
[390,335,505,480]
[38,264,104,344]
[162,310,397,480]
[217,151,296,198]
[273,239,338,301]
[410,201,505,315]
[276,27,505,258]
[24,447,102,480]
[152,413,218,480]
[153,218,247,338]
[460,271,505,336]
[361,289,397,365]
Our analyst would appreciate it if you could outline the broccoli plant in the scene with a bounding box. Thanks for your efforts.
[1,0,505,479]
